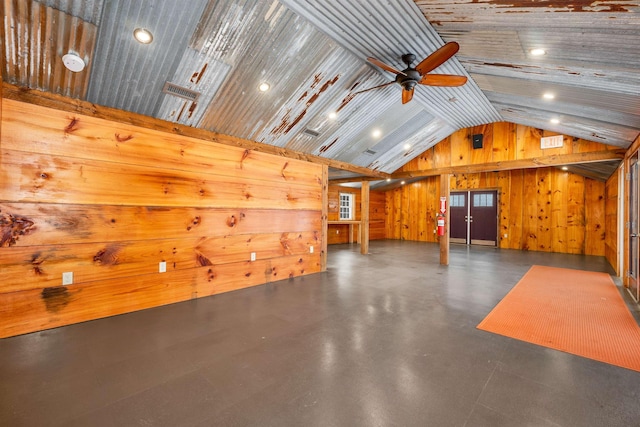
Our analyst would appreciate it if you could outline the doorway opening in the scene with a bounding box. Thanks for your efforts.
[450,190,498,246]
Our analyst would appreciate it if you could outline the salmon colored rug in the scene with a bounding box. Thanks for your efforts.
[477,265,640,372]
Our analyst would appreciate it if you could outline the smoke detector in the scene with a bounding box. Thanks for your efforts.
[62,53,85,72]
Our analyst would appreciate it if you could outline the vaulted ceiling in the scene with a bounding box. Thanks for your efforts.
[4,0,640,185]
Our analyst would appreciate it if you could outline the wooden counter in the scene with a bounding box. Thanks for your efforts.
[327,220,361,244]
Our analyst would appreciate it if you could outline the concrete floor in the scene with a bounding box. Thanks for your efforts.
[1,241,639,426]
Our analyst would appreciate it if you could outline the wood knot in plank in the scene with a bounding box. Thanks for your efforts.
[30,252,46,275]
[1,213,37,247]
[93,245,122,266]
[240,149,250,168]
[115,133,134,143]
[64,117,80,133]
[196,252,213,267]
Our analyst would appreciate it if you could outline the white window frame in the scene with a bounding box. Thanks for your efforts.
[339,192,354,220]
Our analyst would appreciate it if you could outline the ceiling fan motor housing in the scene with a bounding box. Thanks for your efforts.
[396,68,420,90]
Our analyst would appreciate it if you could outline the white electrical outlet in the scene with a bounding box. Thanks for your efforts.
[250,252,256,262]
[504,233,508,238]
[159,261,167,273]
[336,230,340,234]
[310,246,314,253]
[62,272,73,286]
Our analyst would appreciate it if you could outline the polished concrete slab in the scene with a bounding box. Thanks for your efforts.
[1,241,639,426]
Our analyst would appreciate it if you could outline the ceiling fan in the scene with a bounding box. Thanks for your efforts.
[357,41,467,104]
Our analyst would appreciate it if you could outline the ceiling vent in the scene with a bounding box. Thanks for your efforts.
[162,82,201,102]
[303,128,320,137]
[364,149,377,155]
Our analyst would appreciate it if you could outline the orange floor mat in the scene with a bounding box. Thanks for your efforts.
[477,265,640,372]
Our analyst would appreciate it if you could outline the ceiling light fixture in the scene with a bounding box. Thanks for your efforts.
[62,53,85,72]
[372,129,382,138]
[561,166,569,171]
[133,28,153,44]
[550,118,560,124]
[401,181,406,185]
[258,82,270,92]
[386,178,391,182]
[543,92,555,100]
[530,48,546,56]
[403,143,411,150]
[328,112,337,119]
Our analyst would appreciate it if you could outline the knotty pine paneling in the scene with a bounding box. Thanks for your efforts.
[370,191,386,240]
[392,121,613,257]
[327,185,385,244]
[491,122,516,162]
[605,170,619,274]
[470,124,492,165]
[2,100,322,187]
[385,177,441,242]
[585,179,606,256]
[536,169,553,252]
[0,100,323,338]
[551,169,570,253]
[399,122,615,174]
[0,253,321,339]
[508,170,525,249]
[383,168,605,255]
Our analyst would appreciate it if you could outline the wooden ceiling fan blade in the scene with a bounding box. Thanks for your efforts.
[353,80,395,95]
[367,57,407,76]
[419,74,467,87]
[415,42,460,75]
[402,87,414,104]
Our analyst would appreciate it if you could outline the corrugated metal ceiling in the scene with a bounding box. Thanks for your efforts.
[3,0,638,182]
[416,0,640,148]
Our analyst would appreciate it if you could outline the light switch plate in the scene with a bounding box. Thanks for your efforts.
[62,272,73,286]
[309,246,314,253]
[159,261,167,273]
[250,252,256,262]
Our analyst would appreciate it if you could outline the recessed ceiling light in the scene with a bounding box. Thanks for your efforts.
[386,178,391,182]
[543,92,555,100]
[400,181,406,185]
[403,143,411,150]
[372,129,382,138]
[258,82,270,92]
[530,48,546,56]
[328,111,337,119]
[561,166,569,171]
[550,118,560,124]
[62,53,85,72]
[133,28,153,44]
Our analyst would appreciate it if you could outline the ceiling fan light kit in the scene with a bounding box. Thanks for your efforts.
[361,42,468,104]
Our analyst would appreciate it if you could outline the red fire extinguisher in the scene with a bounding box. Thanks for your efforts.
[437,213,446,236]
[437,196,447,236]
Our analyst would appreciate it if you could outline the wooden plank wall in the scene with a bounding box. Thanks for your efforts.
[327,185,385,244]
[386,122,616,256]
[402,122,618,172]
[0,99,324,338]
[605,169,619,275]
[384,168,605,255]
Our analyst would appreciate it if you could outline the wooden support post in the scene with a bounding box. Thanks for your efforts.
[321,165,328,271]
[361,181,370,255]
[440,174,450,265]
